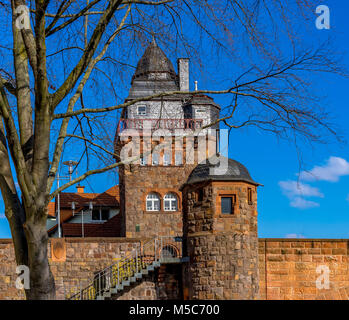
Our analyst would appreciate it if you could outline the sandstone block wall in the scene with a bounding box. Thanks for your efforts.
[0,238,182,300]
[0,238,141,300]
[0,238,348,300]
[258,239,349,300]
[119,164,195,239]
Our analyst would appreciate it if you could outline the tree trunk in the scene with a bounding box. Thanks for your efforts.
[23,216,55,300]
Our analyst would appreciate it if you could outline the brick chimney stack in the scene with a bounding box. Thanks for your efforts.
[76,185,85,194]
[178,58,189,91]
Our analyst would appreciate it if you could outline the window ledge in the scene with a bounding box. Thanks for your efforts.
[143,210,181,214]
[218,214,235,218]
[140,165,184,167]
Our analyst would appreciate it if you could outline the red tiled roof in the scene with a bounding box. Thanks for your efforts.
[58,185,119,209]
[62,213,122,237]
[47,185,120,234]
[47,202,55,217]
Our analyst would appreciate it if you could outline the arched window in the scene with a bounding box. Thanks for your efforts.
[146,193,160,211]
[164,193,178,211]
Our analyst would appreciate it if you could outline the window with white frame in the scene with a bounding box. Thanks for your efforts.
[137,105,147,116]
[164,193,178,211]
[163,153,171,166]
[152,153,159,165]
[175,151,183,166]
[146,193,160,211]
[140,155,147,166]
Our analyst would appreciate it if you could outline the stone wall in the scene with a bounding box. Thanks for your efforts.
[0,238,141,300]
[119,163,195,239]
[258,239,349,300]
[0,238,349,300]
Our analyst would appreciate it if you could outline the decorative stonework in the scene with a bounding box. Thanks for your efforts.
[51,238,66,262]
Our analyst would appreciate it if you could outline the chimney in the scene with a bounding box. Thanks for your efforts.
[178,58,189,91]
[76,185,85,194]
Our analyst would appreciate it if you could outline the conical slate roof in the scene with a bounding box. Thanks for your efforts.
[132,38,177,81]
[184,155,260,186]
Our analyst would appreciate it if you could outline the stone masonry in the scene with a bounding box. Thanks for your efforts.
[182,181,259,300]
[119,160,196,239]
[1,238,348,300]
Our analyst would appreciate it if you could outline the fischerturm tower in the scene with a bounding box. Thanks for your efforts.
[114,38,260,300]
[115,38,220,239]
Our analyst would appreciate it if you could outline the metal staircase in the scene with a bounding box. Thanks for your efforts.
[66,236,186,300]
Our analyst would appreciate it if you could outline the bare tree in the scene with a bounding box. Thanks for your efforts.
[0,0,345,299]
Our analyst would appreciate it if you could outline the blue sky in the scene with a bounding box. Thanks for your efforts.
[1,1,349,238]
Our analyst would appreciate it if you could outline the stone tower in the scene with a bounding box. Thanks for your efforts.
[115,38,220,239]
[181,156,260,300]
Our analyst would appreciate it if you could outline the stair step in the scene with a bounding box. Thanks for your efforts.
[122,280,130,287]
[96,295,104,300]
[103,291,111,298]
[147,265,154,271]
[130,276,136,283]
[110,288,118,294]
[141,269,149,275]
[153,261,161,267]
[135,273,142,279]
[111,284,123,294]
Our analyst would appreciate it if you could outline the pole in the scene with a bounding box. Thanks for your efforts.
[82,210,84,238]
[57,173,61,238]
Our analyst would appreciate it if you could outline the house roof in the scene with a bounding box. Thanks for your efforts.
[47,202,55,217]
[57,185,119,209]
[62,213,122,237]
[182,94,221,110]
[47,185,120,234]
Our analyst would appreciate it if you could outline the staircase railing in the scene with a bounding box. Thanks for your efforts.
[66,236,182,300]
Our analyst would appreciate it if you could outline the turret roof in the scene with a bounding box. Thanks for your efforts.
[132,37,177,81]
[183,155,261,187]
